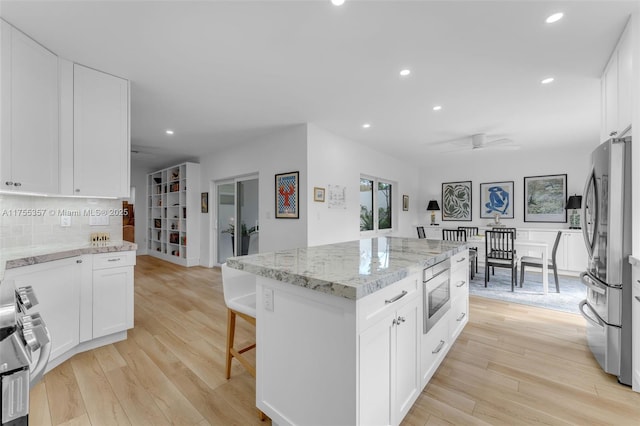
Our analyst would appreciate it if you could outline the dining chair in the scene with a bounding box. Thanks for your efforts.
[519,230,562,292]
[485,230,518,291]
[416,226,426,239]
[442,229,477,279]
[458,226,479,274]
[221,263,266,420]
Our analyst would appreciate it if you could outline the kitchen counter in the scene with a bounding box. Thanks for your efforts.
[226,236,467,300]
[0,241,137,279]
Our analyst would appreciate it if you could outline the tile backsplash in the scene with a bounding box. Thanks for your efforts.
[0,194,123,249]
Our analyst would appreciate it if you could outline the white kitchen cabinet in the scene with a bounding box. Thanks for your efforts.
[525,229,587,274]
[0,20,59,194]
[631,257,640,392]
[449,251,469,340]
[70,63,130,197]
[359,275,420,425]
[92,253,135,338]
[601,20,632,142]
[4,256,85,362]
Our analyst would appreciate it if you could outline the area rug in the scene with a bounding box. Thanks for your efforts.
[469,267,586,315]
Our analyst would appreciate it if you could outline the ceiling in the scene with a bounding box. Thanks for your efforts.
[1,0,637,169]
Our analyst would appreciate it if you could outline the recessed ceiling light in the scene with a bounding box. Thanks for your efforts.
[546,12,564,24]
[400,69,411,77]
[165,129,174,135]
[541,77,555,84]
[362,123,371,129]
[433,105,442,111]
[331,0,345,6]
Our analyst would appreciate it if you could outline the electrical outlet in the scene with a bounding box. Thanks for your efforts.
[263,288,274,312]
[60,216,71,227]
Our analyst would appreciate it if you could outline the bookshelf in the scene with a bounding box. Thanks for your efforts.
[147,162,200,266]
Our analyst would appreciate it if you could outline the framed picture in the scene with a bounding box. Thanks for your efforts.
[275,171,299,219]
[201,192,208,213]
[479,181,514,219]
[402,195,409,211]
[154,218,161,229]
[442,181,472,221]
[313,187,325,202]
[524,174,567,222]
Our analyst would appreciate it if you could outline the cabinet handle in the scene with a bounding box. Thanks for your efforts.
[75,189,80,192]
[457,257,466,263]
[13,182,21,187]
[107,258,121,262]
[432,340,445,354]
[610,131,618,136]
[5,181,13,186]
[76,259,83,264]
[385,290,408,305]
[456,312,466,322]
[635,296,640,303]
[456,280,466,288]
[397,316,406,323]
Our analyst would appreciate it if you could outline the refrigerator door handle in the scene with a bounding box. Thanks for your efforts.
[582,169,598,259]
[580,272,606,295]
[579,299,605,329]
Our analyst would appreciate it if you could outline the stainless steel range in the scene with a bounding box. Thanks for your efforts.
[0,279,51,425]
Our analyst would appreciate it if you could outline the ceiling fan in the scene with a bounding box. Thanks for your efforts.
[432,133,520,153]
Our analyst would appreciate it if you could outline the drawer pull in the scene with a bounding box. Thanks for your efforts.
[456,280,466,288]
[385,290,407,305]
[107,258,121,262]
[76,259,83,264]
[635,296,640,303]
[432,340,445,354]
[457,257,466,263]
[456,312,466,322]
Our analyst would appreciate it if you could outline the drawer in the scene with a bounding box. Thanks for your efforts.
[421,312,450,387]
[449,295,468,340]
[450,250,469,272]
[357,274,419,332]
[93,251,136,270]
[450,265,468,300]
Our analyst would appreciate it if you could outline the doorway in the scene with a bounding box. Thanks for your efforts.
[215,176,259,265]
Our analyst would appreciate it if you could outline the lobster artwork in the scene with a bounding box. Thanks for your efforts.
[279,183,295,207]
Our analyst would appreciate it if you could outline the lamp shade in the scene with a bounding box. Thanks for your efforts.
[427,200,440,211]
[565,195,582,210]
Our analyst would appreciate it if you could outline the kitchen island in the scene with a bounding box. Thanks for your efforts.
[227,236,469,426]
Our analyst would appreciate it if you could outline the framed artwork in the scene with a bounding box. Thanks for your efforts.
[201,192,208,213]
[313,187,325,202]
[524,174,567,222]
[275,171,299,219]
[154,218,161,229]
[479,181,514,219]
[402,195,409,211]
[442,181,472,221]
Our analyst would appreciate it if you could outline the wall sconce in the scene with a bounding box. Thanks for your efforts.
[565,195,582,229]
[426,200,440,226]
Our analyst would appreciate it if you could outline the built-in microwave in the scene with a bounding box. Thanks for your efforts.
[423,260,451,333]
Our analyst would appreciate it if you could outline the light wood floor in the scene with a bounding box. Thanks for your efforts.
[30,255,640,425]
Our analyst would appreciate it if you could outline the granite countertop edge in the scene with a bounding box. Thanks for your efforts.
[1,242,138,280]
[227,239,468,301]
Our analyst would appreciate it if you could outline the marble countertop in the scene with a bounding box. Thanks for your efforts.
[1,241,137,279]
[226,236,467,300]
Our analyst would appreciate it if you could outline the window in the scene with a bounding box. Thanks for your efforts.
[360,176,393,232]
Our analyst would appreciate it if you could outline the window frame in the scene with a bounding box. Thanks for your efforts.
[360,174,395,235]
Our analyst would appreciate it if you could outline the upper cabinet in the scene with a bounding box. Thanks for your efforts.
[68,64,130,198]
[601,20,633,142]
[1,19,130,198]
[0,20,60,194]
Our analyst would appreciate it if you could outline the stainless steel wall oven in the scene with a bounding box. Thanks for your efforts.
[423,259,450,333]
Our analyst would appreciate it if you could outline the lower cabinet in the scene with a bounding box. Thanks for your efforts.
[359,288,420,426]
[4,256,85,361]
[632,258,640,392]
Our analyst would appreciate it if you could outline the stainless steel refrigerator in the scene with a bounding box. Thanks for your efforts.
[579,136,632,386]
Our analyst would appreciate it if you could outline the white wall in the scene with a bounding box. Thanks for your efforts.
[417,142,597,230]
[631,13,639,255]
[199,124,308,266]
[130,163,152,254]
[306,124,420,246]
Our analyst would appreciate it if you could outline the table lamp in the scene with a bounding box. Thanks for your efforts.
[565,195,582,229]
[427,200,440,226]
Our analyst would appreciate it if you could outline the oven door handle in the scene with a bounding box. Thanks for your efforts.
[579,299,605,329]
[30,327,52,387]
[580,272,606,295]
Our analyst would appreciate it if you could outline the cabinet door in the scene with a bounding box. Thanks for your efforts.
[632,262,640,392]
[602,53,618,141]
[528,230,567,270]
[616,26,632,136]
[393,298,420,424]
[359,312,393,426]
[92,266,133,339]
[0,21,59,194]
[4,257,81,361]
[564,232,588,272]
[73,64,129,197]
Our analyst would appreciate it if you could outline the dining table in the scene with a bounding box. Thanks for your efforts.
[469,235,550,294]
